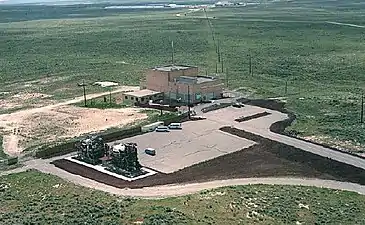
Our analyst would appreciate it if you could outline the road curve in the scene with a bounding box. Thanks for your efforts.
[1,159,363,198]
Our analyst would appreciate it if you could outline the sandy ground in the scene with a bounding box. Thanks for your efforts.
[0,92,54,112]
[0,86,141,156]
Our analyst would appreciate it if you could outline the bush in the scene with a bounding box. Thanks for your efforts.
[7,157,18,166]
[35,140,78,159]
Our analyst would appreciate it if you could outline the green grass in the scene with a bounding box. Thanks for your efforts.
[1,170,365,224]
[74,96,132,109]
[1,0,365,151]
[0,136,6,159]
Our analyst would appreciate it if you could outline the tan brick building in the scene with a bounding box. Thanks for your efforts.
[141,65,224,103]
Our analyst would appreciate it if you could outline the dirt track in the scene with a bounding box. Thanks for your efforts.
[3,162,365,198]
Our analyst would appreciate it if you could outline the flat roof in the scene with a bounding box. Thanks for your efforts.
[153,65,197,72]
[197,76,215,84]
[176,75,216,84]
[124,89,161,98]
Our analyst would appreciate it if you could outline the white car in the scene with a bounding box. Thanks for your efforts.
[155,126,169,132]
[168,123,182,129]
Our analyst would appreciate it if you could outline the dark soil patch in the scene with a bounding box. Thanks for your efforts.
[52,126,365,189]
[220,126,365,185]
[201,103,232,113]
[235,111,271,122]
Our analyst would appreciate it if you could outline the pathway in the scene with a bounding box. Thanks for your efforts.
[2,159,364,198]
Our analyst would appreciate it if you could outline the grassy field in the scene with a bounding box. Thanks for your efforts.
[1,0,365,152]
[0,136,6,159]
[0,170,364,224]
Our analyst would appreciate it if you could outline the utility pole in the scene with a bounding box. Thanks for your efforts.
[285,79,288,95]
[361,92,364,123]
[187,85,191,119]
[221,55,224,73]
[171,40,174,65]
[169,86,171,106]
[226,68,229,88]
[217,40,221,63]
[78,80,87,107]
[215,63,218,74]
[249,54,252,76]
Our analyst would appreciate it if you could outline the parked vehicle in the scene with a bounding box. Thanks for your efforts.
[145,148,156,156]
[232,102,244,108]
[142,121,164,132]
[168,123,182,129]
[155,126,169,132]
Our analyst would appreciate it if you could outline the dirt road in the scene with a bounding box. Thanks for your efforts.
[2,158,364,198]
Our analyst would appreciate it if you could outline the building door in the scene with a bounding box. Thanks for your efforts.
[196,93,202,101]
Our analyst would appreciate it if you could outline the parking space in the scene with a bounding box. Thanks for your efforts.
[120,119,256,173]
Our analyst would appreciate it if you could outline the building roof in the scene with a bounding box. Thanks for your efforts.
[124,89,161,98]
[176,75,216,84]
[153,65,197,72]
[197,76,216,84]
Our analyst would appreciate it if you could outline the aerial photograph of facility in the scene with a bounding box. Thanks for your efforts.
[0,0,365,224]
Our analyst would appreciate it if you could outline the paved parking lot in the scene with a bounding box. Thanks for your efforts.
[108,105,288,174]
[203,105,288,129]
[120,119,256,173]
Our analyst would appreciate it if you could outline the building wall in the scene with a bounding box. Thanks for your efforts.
[145,67,199,92]
[144,66,223,103]
[121,93,163,105]
[145,70,170,93]
[168,67,198,81]
[167,80,224,103]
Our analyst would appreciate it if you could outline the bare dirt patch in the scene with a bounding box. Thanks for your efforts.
[0,92,54,112]
[0,86,140,156]
[302,135,364,153]
[12,106,147,153]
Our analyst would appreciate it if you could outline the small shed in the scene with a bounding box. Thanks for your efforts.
[122,89,163,104]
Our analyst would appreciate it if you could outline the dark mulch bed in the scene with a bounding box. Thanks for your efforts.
[52,126,365,189]
[235,111,271,122]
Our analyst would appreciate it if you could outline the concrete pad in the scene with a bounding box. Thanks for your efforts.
[65,157,157,181]
[120,120,256,173]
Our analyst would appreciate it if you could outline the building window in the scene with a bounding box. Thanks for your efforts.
[131,97,134,100]
[149,96,152,100]
[141,97,145,102]
[125,96,128,99]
